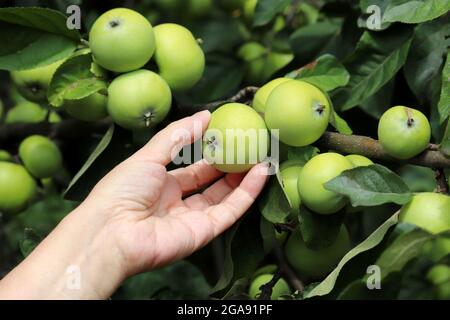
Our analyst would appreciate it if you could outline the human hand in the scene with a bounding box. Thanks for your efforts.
[0,110,269,299]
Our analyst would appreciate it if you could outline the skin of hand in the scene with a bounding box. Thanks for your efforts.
[0,110,269,300]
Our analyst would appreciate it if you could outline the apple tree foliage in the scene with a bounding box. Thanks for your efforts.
[0,0,449,300]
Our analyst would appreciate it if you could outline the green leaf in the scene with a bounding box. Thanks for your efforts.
[438,53,450,123]
[332,25,413,111]
[289,20,342,62]
[221,278,249,300]
[286,54,350,92]
[298,206,346,250]
[4,196,77,250]
[0,7,79,70]
[383,0,450,24]
[64,125,135,201]
[373,228,432,281]
[258,176,293,224]
[19,228,42,258]
[359,79,395,119]
[306,212,399,298]
[403,17,449,107]
[117,261,211,299]
[0,7,79,39]
[329,110,353,135]
[325,164,413,207]
[260,216,278,253]
[211,211,265,296]
[253,0,292,27]
[48,53,107,107]
[286,145,319,165]
[440,119,450,156]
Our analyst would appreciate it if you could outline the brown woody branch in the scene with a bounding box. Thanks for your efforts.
[317,132,450,168]
[435,169,450,194]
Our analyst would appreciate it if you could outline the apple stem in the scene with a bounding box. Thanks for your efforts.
[405,107,415,127]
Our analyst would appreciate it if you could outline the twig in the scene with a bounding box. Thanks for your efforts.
[435,168,449,194]
[274,245,304,293]
[193,86,259,111]
[317,132,450,168]
[258,269,283,300]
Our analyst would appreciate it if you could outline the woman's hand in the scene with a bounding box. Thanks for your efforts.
[0,111,269,299]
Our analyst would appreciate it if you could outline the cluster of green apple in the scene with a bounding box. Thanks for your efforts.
[89,8,205,130]
[203,77,449,292]
[0,135,62,214]
[7,8,205,131]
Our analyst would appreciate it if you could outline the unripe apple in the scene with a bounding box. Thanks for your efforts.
[186,0,213,18]
[5,102,46,124]
[107,69,172,130]
[345,154,374,167]
[248,273,290,300]
[422,237,450,262]
[89,8,155,73]
[279,161,302,210]
[64,92,107,122]
[399,192,450,234]
[298,153,353,214]
[0,150,12,162]
[0,162,37,213]
[19,135,63,179]
[378,106,431,160]
[252,78,292,114]
[427,264,450,300]
[285,225,351,279]
[243,0,258,21]
[265,80,331,147]
[237,42,266,84]
[203,103,269,173]
[153,23,205,91]
[10,60,63,102]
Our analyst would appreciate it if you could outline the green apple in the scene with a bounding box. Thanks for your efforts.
[0,150,12,162]
[107,70,172,130]
[238,42,266,84]
[285,225,351,279]
[345,154,374,167]
[248,273,290,300]
[378,106,431,160]
[186,0,213,18]
[422,236,450,262]
[279,161,302,210]
[399,192,450,234]
[0,162,37,213]
[5,102,46,124]
[64,92,107,122]
[238,42,293,85]
[203,103,269,173]
[89,8,155,73]
[10,60,63,102]
[427,264,450,300]
[153,23,205,91]
[19,135,63,179]
[243,0,257,21]
[265,80,331,147]
[154,0,182,11]
[252,78,292,114]
[9,86,29,104]
[298,152,353,214]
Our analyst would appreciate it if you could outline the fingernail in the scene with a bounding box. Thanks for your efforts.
[193,110,211,119]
